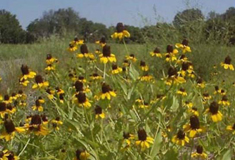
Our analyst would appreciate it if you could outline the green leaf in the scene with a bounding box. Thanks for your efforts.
[129,64,139,80]
[163,148,178,160]
[222,149,231,160]
[150,130,162,158]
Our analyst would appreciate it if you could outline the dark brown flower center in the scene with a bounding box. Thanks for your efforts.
[80,44,88,54]
[4,95,10,101]
[41,115,48,122]
[4,119,15,133]
[116,22,124,33]
[196,78,203,84]
[123,132,131,139]
[214,86,219,91]
[75,81,84,92]
[138,129,147,141]
[166,45,173,53]
[100,37,106,43]
[140,61,146,67]
[103,45,111,57]
[154,47,160,53]
[30,115,42,125]
[177,130,185,140]
[0,102,6,111]
[21,65,30,75]
[179,88,185,92]
[224,56,231,64]
[196,145,203,154]
[35,75,44,84]
[232,123,235,130]
[76,92,86,103]
[209,101,219,114]
[47,54,52,60]
[102,83,111,93]
[112,64,118,70]
[95,105,102,114]
[190,115,200,129]
[182,62,189,71]
[168,67,177,77]
[182,39,189,46]
[222,95,228,101]
[35,100,40,107]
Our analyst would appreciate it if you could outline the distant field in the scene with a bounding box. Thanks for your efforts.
[1,38,235,93]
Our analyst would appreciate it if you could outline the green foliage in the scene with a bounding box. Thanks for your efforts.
[0,10,26,44]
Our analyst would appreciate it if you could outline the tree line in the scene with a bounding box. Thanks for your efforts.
[0,7,235,44]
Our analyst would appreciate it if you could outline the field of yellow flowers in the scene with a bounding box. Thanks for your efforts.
[1,22,235,160]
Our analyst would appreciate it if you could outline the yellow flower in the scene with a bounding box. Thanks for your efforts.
[96,83,116,100]
[72,37,84,45]
[95,37,106,47]
[26,114,49,136]
[67,43,77,52]
[74,92,91,108]
[111,22,130,40]
[177,88,187,96]
[51,117,63,130]
[140,61,149,71]
[122,132,135,149]
[75,149,90,160]
[206,101,223,122]
[77,44,94,59]
[221,56,234,70]
[202,93,211,101]
[175,39,191,53]
[95,105,105,119]
[191,145,208,159]
[196,77,205,88]
[126,54,137,62]
[188,107,199,116]
[165,67,186,85]
[226,123,235,134]
[99,45,116,64]
[19,78,29,86]
[111,64,122,74]
[139,73,154,82]
[135,129,154,151]
[20,64,36,80]
[90,73,102,81]
[0,119,25,141]
[218,95,230,106]
[46,54,58,65]
[32,75,49,89]
[183,115,203,138]
[3,95,12,105]
[0,102,7,118]
[150,47,162,58]
[172,129,189,146]
[214,86,226,95]
[32,99,44,112]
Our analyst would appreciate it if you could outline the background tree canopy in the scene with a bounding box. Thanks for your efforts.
[0,7,235,44]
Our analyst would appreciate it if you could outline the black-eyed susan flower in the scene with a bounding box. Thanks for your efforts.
[0,102,7,118]
[226,123,235,134]
[67,43,77,52]
[177,88,187,96]
[32,75,49,89]
[139,73,154,82]
[164,45,178,62]
[45,64,55,72]
[32,99,44,112]
[214,86,226,95]
[95,37,106,47]
[19,78,29,86]
[46,88,55,100]
[0,150,10,159]
[196,77,205,88]
[175,39,191,53]
[140,61,149,71]
[26,114,49,136]
[72,37,84,45]
[51,117,63,130]
[135,99,149,108]
[41,114,49,125]
[99,45,116,64]
[122,60,130,67]
[135,129,154,151]
[6,105,16,114]
[177,55,189,64]
[75,149,90,160]
[122,132,135,149]
[0,118,25,141]
[188,107,199,116]
[111,22,130,40]
[206,101,222,122]
[94,105,105,119]
[191,145,208,159]
[126,54,137,62]
[74,92,91,108]
[221,56,234,70]
[172,129,189,146]
[111,64,122,74]
[46,54,58,65]
[56,87,65,96]
[150,47,162,58]
[59,93,65,104]
[202,93,211,101]
[183,115,203,138]
[3,95,12,105]
[77,44,94,59]
[165,67,186,85]
[74,81,90,93]
[90,73,102,81]
[96,83,116,100]
[218,95,230,106]
[20,64,36,80]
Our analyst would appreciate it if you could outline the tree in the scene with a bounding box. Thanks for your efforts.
[0,10,26,43]
[173,8,204,28]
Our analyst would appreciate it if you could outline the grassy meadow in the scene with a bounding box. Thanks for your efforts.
[1,31,235,160]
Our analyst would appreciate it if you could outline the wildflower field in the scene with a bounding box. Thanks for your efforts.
[1,23,235,160]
